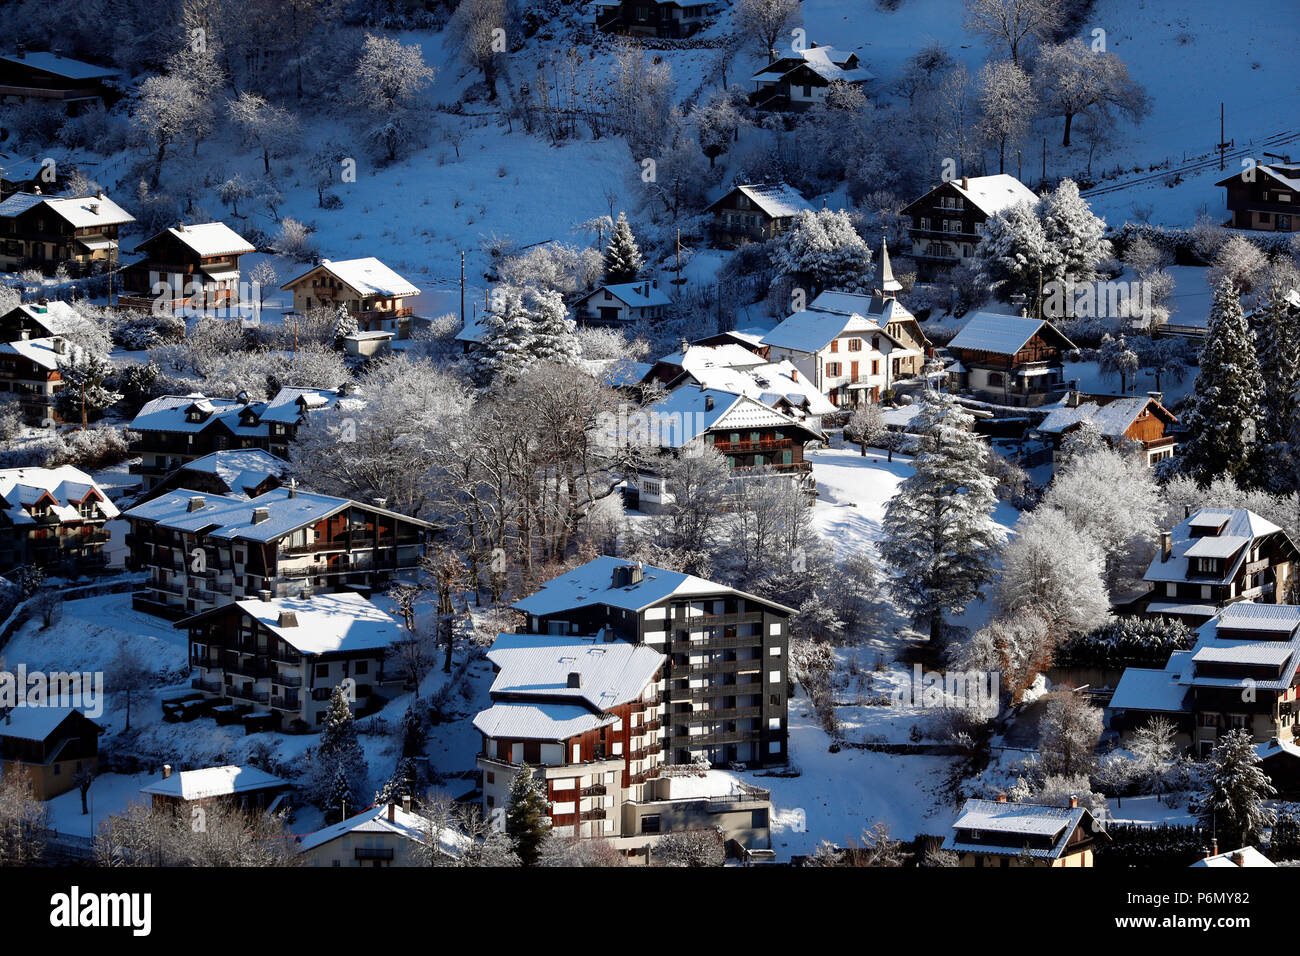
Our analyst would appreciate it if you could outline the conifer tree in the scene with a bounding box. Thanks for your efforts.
[313,684,368,817]
[1040,178,1110,286]
[527,288,581,366]
[879,384,1001,644]
[1199,729,1276,848]
[505,765,551,866]
[1253,276,1300,491]
[332,305,359,348]
[972,199,1053,305]
[474,287,536,384]
[55,347,122,427]
[603,212,644,283]
[1179,278,1264,486]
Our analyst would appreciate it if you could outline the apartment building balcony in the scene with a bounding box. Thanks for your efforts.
[579,808,607,822]
[148,579,185,597]
[580,784,607,797]
[681,659,760,677]
[909,226,978,240]
[681,682,763,701]
[677,730,750,747]
[272,671,303,688]
[191,677,224,694]
[710,437,794,454]
[678,706,762,722]
[223,658,274,680]
[269,695,301,712]
[226,686,270,705]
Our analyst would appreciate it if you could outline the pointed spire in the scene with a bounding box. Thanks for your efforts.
[874,230,901,296]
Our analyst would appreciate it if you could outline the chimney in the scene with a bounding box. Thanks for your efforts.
[1185,504,1192,519]
[387,803,396,823]
[162,764,172,779]
[705,395,714,411]
[251,507,269,524]
[1230,851,1245,867]
[286,478,297,499]
[961,176,969,190]
[88,202,99,215]
[1160,531,1171,562]
[277,610,298,628]
[1147,390,1163,405]
[176,221,185,232]
[790,368,797,381]
[96,190,104,200]
[1068,794,1078,809]
[1068,390,1081,408]
[15,43,24,59]
[372,497,387,509]
[995,792,1007,803]
[1201,846,1214,860]
[51,337,66,355]
[401,795,411,814]
[19,330,27,340]
[258,589,272,602]
[187,495,205,512]
[567,672,582,689]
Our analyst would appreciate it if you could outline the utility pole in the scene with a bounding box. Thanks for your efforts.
[675,228,682,285]
[1217,102,1234,171]
[1041,138,1047,189]
[1017,149,1022,182]
[459,250,466,330]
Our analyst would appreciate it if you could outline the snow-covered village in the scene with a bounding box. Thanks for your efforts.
[0,0,1295,916]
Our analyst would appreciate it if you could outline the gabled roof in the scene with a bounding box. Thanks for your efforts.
[1215,164,1300,192]
[1144,508,1287,586]
[0,192,134,228]
[138,221,254,258]
[1,301,90,338]
[903,174,1038,218]
[487,633,664,713]
[172,449,288,498]
[125,485,433,543]
[0,51,119,81]
[664,347,835,417]
[575,281,671,309]
[472,702,614,741]
[259,385,363,425]
[129,394,267,436]
[761,305,899,355]
[282,257,419,298]
[139,765,287,800]
[636,385,819,448]
[0,705,100,742]
[947,312,1076,355]
[1038,395,1176,439]
[295,802,467,858]
[942,798,1096,860]
[228,592,400,655]
[704,183,813,220]
[754,44,873,84]
[1190,846,1276,868]
[0,335,65,371]
[0,465,117,525]
[513,555,795,617]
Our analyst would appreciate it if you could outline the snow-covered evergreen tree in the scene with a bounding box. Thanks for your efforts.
[527,288,581,366]
[773,208,872,295]
[311,685,368,818]
[603,212,644,283]
[1180,278,1264,486]
[505,765,551,866]
[474,287,536,384]
[375,757,418,805]
[1254,275,1300,492]
[973,199,1052,304]
[1040,178,1110,286]
[323,765,355,825]
[331,305,359,348]
[879,385,1001,644]
[1199,729,1276,848]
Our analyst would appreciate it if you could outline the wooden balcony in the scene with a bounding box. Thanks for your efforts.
[710,437,793,454]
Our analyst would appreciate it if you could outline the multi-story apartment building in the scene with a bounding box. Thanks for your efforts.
[901,173,1038,278]
[0,190,134,276]
[511,557,791,766]
[1110,602,1300,758]
[178,591,403,728]
[128,386,363,489]
[1143,507,1299,625]
[118,221,256,314]
[0,465,118,574]
[474,630,774,860]
[280,257,420,337]
[123,484,433,619]
[138,448,288,503]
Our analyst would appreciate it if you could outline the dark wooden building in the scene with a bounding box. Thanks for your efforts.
[0,49,121,115]
[901,174,1038,278]
[945,312,1076,407]
[594,0,715,37]
[119,221,255,315]
[1216,163,1300,232]
[0,706,103,799]
[0,190,134,277]
[703,183,813,248]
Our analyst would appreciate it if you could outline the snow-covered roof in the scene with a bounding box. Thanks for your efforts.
[487,633,664,712]
[1144,508,1284,586]
[660,343,767,370]
[126,485,432,543]
[1190,846,1276,868]
[706,183,813,220]
[2,301,90,338]
[173,449,288,498]
[0,465,118,525]
[129,394,263,435]
[761,307,889,355]
[636,386,809,448]
[295,802,467,858]
[1109,656,1192,713]
[1192,642,1294,667]
[577,280,671,309]
[139,765,287,800]
[1038,396,1173,439]
[514,555,795,617]
[259,385,363,424]
[142,221,254,258]
[473,702,614,741]
[948,312,1074,355]
[580,357,653,389]
[1214,602,1300,633]
[230,592,401,656]
[0,705,98,741]
[942,799,1091,859]
[1217,164,1300,192]
[668,348,835,418]
[283,257,419,298]
[0,335,64,371]
[0,192,134,228]
[951,174,1039,217]
[755,44,873,84]
[0,51,119,80]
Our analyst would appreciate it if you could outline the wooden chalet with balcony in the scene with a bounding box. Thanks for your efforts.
[750,42,872,111]
[1143,508,1299,625]
[0,190,134,277]
[0,48,122,115]
[902,174,1038,278]
[178,591,402,730]
[942,795,1107,867]
[1216,163,1300,232]
[703,182,813,248]
[123,484,433,619]
[281,257,420,338]
[511,557,792,769]
[118,221,255,315]
[594,0,715,38]
[945,312,1076,407]
[0,334,68,426]
[1036,391,1178,466]
[0,465,118,575]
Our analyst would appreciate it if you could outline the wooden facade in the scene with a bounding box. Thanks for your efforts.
[594,0,714,37]
[0,710,102,800]
[119,224,254,314]
[1216,165,1300,232]
[0,193,132,277]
